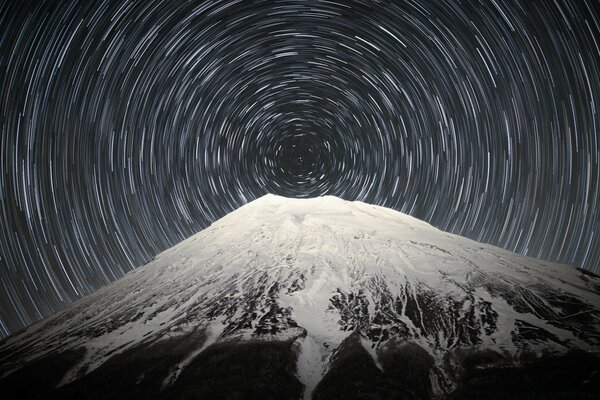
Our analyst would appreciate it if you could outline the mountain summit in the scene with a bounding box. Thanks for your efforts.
[1,195,599,399]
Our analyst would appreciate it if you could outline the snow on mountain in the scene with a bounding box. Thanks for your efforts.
[1,194,599,399]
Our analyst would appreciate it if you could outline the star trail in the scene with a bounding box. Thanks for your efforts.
[1,0,599,337]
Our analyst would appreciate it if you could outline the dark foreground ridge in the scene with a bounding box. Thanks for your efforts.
[1,333,599,400]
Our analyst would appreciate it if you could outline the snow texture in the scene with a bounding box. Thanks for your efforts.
[1,195,599,398]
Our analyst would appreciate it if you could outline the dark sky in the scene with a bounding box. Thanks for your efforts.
[1,0,599,337]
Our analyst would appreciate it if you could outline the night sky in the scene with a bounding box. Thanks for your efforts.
[1,0,599,338]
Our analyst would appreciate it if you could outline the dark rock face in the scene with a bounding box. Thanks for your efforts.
[163,339,302,400]
[3,337,597,400]
[0,348,86,400]
[313,335,435,400]
[448,349,600,400]
[1,336,304,400]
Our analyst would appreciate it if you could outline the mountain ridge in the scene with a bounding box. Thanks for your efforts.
[1,194,599,399]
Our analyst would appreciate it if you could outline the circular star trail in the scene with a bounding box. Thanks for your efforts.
[1,0,599,337]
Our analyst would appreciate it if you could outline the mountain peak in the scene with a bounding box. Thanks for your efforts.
[1,197,599,399]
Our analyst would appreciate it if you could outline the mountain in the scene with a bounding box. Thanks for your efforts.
[1,194,599,400]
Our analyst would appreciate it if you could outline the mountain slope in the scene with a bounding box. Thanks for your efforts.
[1,194,599,399]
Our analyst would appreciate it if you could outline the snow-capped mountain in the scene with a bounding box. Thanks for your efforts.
[1,194,599,399]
